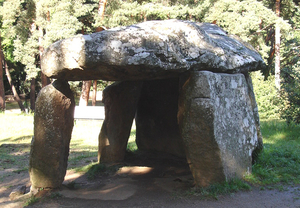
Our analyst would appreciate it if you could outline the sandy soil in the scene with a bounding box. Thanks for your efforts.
[1,151,300,208]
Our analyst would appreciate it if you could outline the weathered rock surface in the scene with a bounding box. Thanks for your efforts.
[41,19,265,81]
[178,71,260,186]
[9,185,26,200]
[98,81,143,163]
[30,80,75,189]
[135,78,185,157]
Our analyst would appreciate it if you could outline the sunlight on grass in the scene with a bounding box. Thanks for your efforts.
[0,113,33,174]
[0,113,138,173]
[247,119,300,186]
[70,120,102,150]
[0,113,34,145]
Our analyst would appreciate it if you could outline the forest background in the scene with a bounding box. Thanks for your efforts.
[0,0,300,123]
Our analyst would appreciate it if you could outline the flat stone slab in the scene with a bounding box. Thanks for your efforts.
[41,19,265,81]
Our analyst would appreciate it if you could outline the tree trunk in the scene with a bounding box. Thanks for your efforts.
[275,0,281,90]
[0,33,5,111]
[39,27,50,87]
[79,81,92,106]
[92,80,97,106]
[4,61,25,112]
[95,0,108,32]
[98,0,107,19]
[30,78,35,111]
[0,52,5,111]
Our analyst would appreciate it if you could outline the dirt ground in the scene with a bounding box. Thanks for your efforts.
[1,151,300,208]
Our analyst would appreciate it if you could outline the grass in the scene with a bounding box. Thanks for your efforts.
[0,113,137,179]
[23,196,40,206]
[246,119,300,186]
[1,112,300,197]
[187,178,251,199]
[0,113,32,179]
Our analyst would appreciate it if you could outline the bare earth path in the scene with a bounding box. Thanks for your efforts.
[1,151,300,208]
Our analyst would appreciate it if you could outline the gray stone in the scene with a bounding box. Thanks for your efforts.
[178,71,260,186]
[98,81,143,163]
[41,19,265,81]
[29,80,75,189]
[9,185,26,200]
[135,78,185,157]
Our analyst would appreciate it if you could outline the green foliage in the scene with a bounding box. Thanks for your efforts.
[279,29,300,124]
[24,196,40,206]
[280,67,300,124]
[251,71,280,120]
[0,0,99,94]
[247,120,300,186]
[127,129,138,152]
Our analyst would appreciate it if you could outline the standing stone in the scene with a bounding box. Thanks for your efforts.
[29,80,75,189]
[178,71,260,187]
[98,81,143,163]
[135,78,185,157]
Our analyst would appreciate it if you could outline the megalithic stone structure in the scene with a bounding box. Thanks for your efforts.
[33,19,265,189]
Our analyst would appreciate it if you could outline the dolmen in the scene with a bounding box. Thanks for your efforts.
[30,19,264,190]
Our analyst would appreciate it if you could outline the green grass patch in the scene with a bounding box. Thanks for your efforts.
[0,113,34,145]
[24,196,40,206]
[188,179,251,199]
[248,119,300,186]
[0,113,32,172]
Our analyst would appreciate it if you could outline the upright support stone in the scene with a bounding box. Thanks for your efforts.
[178,71,260,187]
[98,81,143,163]
[29,80,75,189]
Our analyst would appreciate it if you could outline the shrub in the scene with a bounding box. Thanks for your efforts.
[251,71,280,120]
[279,31,300,124]
[280,63,300,124]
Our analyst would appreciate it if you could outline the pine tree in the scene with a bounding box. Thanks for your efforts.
[1,0,99,110]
